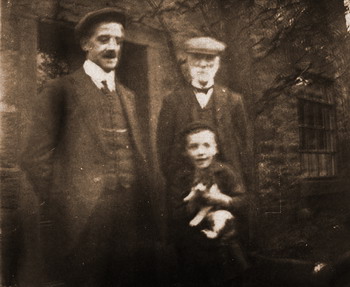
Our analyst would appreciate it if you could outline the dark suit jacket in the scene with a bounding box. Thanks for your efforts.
[21,68,153,268]
[157,83,252,186]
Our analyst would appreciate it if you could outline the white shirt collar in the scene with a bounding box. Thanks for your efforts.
[191,79,214,109]
[194,88,213,109]
[83,60,116,91]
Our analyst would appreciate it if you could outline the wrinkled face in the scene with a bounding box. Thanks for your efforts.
[82,22,124,72]
[187,54,220,87]
[186,130,218,169]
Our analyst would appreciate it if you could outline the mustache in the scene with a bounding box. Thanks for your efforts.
[102,51,117,58]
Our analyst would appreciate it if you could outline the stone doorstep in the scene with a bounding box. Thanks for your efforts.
[247,253,333,287]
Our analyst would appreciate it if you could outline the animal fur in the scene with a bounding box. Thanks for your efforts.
[183,183,235,239]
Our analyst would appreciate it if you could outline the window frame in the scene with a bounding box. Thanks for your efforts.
[297,87,337,179]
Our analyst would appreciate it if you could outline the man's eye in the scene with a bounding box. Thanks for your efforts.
[188,145,198,150]
[98,37,109,43]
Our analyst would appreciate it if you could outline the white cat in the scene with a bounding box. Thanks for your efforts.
[183,183,235,239]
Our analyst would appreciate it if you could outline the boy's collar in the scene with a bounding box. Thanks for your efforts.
[174,159,224,183]
[194,159,221,176]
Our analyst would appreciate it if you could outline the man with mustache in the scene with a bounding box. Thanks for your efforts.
[21,8,156,287]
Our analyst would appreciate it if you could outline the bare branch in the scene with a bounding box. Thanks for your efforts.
[143,0,185,80]
[254,64,312,118]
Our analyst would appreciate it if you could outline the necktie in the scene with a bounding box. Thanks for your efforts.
[193,86,213,94]
[101,80,111,94]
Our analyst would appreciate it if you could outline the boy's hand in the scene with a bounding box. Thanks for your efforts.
[183,183,206,202]
[203,192,231,206]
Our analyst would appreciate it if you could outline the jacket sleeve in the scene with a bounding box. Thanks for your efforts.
[21,79,65,202]
[167,184,189,222]
[156,94,176,181]
[221,165,247,213]
[166,182,193,242]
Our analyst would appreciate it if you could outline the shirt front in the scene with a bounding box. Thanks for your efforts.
[83,59,116,92]
[191,79,214,108]
[193,88,213,109]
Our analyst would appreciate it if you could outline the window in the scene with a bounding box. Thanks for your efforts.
[298,88,336,178]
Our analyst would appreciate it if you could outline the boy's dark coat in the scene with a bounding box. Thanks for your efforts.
[168,161,249,285]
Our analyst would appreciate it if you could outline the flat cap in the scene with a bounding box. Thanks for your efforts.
[184,37,226,55]
[75,8,126,41]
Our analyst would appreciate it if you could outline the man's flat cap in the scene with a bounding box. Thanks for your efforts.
[75,8,126,41]
[184,37,226,55]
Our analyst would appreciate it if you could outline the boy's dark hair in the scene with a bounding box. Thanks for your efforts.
[180,121,217,138]
[180,121,217,143]
[177,121,219,152]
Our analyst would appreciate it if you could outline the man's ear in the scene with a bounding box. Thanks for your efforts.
[212,56,220,76]
[81,38,90,52]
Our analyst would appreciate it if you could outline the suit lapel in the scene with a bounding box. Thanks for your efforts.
[115,81,146,162]
[180,84,195,122]
[213,84,226,125]
[212,85,230,160]
[68,68,108,153]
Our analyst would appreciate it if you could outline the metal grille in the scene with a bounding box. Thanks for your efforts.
[298,95,336,178]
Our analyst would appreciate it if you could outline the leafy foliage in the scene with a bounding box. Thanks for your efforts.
[37,52,69,90]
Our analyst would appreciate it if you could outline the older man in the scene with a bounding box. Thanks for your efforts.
[157,36,251,187]
[157,37,252,287]
[22,8,156,287]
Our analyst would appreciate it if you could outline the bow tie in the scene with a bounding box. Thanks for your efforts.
[193,86,213,94]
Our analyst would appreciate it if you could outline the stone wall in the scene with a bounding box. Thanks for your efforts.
[220,0,350,259]
[1,3,38,284]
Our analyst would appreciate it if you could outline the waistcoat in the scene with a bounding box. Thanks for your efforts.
[191,93,216,127]
[100,88,137,189]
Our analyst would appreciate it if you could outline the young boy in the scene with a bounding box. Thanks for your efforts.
[167,121,249,287]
